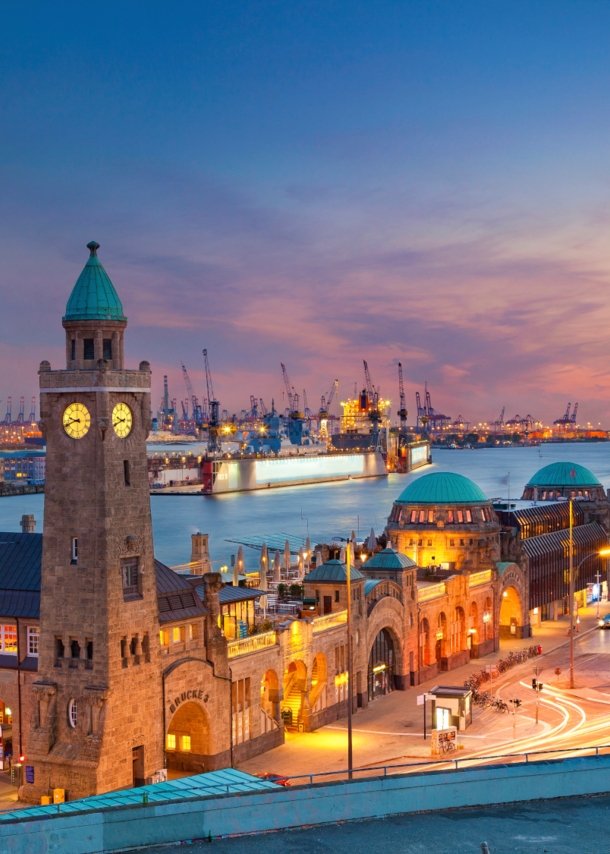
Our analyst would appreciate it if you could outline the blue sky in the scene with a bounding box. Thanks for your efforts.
[2,1,610,425]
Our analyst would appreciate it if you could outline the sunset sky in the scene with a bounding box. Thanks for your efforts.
[2,1,610,426]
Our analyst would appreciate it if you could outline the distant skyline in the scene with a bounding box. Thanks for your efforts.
[2,1,610,426]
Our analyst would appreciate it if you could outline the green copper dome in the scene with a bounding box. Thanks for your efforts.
[63,242,126,323]
[395,472,489,505]
[304,560,364,583]
[362,548,417,570]
[526,462,601,488]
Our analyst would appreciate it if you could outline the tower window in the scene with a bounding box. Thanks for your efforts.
[103,338,112,360]
[124,460,131,486]
[68,699,78,728]
[55,637,65,662]
[28,626,40,656]
[83,339,95,360]
[71,537,78,565]
[86,640,93,668]
[71,339,76,361]
[121,557,141,599]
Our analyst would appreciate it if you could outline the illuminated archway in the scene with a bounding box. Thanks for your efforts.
[499,586,523,638]
[468,601,478,649]
[420,617,431,667]
[261,669,279,728]
[453,606,466,653]
[484,596,493,640]
[281,660,307,728]
[166,701,210,773]
[310,653,328,712]
[436,612,447,662]
[368,628,395,701]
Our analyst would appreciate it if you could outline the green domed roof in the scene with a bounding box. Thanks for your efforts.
[63,242,126,323]
[396,472,489,505]
[526,462,601,488]
[304,559,364,583]
[362,548,416,570]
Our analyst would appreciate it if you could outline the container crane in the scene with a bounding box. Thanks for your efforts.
[279,362,304,444]
[180,361,202,425]
[16,397,25,425]
[203,349,221,453]
[28,397,36,424]
[397,362,408,433]
[571,402,578,423]
[3,397,11,426]
[363,360,382,448]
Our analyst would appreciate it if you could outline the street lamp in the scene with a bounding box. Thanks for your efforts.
[569,545,610,689]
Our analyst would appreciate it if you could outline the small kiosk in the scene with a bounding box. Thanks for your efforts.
[430,685,472,731]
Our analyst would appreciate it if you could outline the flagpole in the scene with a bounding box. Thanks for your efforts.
[346,542,353,780]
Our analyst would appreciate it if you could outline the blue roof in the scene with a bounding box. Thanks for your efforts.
[0,768,278,822]
[63,242,126,323]
[364,579,381,595]
[362,548,416,571]
[304,559,364,583]
[395,472,489,505]
[526,462,601,488]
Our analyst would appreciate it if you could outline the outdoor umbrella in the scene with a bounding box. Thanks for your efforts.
[284,540,291,571]
[273,551,281,583]
[367,528,377,551]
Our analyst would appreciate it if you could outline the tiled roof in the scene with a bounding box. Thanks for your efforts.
[304,559,364,583]
[63,242,126,323]
[362,548,416,571]
[154,560,209,623]
[0,590,40,620]
[0,532,42,591]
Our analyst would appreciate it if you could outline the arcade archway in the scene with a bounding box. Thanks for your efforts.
[281,660,307,728]
[368,628,395,701]
[499,586,524,638]
[166,701,210,773]
[310,653,328,712]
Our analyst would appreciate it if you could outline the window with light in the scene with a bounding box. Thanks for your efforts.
[166,733,176,750]
[180,735,191,752]
[0,625,17,654]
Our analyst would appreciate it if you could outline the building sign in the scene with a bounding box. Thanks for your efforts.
[25,765,34,784]
[168,689,209,715]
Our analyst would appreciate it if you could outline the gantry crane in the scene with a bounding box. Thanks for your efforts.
[203,349,221,453]
[279,362,304,444]
[180,361,202,425]
[397,362,408,434]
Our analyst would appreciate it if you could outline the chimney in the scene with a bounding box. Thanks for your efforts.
[21,514,36,533]
[190,532,211,575]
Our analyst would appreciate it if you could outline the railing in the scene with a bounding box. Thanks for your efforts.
[286,743,610,786]
[469,570,492,587]
[312,610,348,633]
[417,582,446,602]
[227,630,277,659]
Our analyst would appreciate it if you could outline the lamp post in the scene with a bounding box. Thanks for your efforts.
[346,542,353,779]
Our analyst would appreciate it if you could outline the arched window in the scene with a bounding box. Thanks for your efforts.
[68,699,78,728]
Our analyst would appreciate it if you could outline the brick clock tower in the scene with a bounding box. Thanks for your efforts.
[22,242,163,801]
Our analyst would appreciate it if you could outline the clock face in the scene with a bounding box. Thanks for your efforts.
[112,402,133,438]
[63,403,91,439]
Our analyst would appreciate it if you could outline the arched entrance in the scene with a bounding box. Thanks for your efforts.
[310,653,328,712]
[420,618,431,667]
[499,586,524,638]
[166,701,210,773]
[281,660,307,728]
[368,628,395,701]
[0,700,12,770]
[436,612,447,662]
[452,606,466,654]
[483,597,493,640]
[261,669,279,732]
[468,602,478,650]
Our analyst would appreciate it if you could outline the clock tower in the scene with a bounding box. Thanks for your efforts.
[23,242,163,801]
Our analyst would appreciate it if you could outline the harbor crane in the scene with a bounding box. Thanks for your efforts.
[3,397,11,426]
[319,379,338,417]
[279,362,305,444]
[28,397,36,424]
[363,360,383,448]
[180,361,202,425]
[16,397,25,425]
[554,402,578,429]
[203,349,221,453]
[397,363,408,433]
[415,383,450,431]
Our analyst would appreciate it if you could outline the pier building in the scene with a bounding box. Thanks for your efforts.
[0,241,565,805]
[495,461,610,626]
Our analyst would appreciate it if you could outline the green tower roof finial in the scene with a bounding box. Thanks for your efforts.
[63,241,127,323]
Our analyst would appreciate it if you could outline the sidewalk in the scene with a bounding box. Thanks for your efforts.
[237,602,609,778]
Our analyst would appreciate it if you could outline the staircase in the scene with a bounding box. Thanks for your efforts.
[281,685,302,727]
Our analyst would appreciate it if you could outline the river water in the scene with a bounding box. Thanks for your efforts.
[1,444,608,570]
